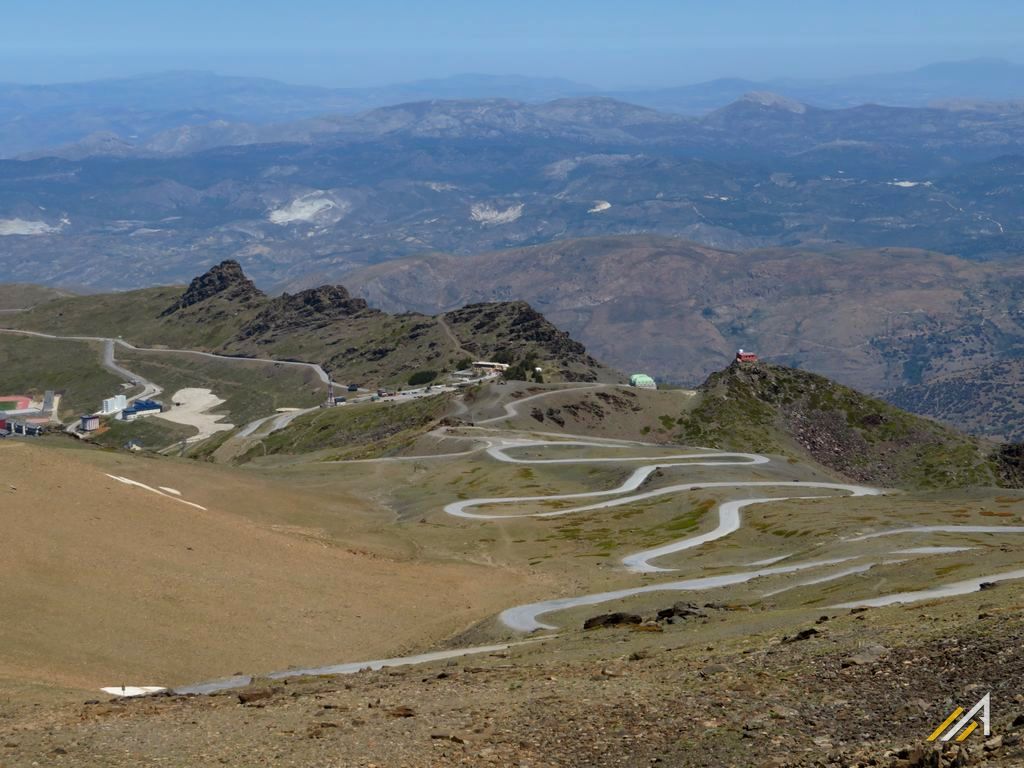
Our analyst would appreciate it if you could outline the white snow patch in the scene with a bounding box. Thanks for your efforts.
[588,201,612,213]
[157,388,235,441]
[268,193,348,225]
[426,181,458,192]
[0,218,62,236]
[101,686,166,697]
[104,474,208,511]
[470,202,524,225]
[888,180,932,188]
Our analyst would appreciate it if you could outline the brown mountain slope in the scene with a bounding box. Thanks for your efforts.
[0,441,533,691]
[889,359,1024,443]
[0,283,70,310]
[341,235,1024,435]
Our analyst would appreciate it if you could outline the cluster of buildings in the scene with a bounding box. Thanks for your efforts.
[0,418,45,438]
[78,396,165,434]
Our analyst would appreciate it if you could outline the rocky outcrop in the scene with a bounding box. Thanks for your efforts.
[443,301,608,381]
[161,260,264,316]
[236,285,375,340]
[583,612,642,629]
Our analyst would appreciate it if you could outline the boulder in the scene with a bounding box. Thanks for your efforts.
[583,612,643,629]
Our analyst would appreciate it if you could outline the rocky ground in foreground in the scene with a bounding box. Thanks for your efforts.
[4,592,1024,768]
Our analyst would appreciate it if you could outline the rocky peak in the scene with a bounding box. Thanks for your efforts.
[275,285,368,316]
[161,260,264,316]
[442,300,606,381]
[235,284,374,340]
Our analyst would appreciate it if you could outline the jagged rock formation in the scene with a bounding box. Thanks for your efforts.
[443,302,605,381]
[236,285,374,341]
[161,260,264,316]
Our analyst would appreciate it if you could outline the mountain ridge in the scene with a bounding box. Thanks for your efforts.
[4,58,1024,158]
[340,235,1024,441]
[5,260,615,386]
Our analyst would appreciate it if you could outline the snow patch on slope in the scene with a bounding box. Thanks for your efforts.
[888,180,933,188]
[268,193,348,225]
[470,202,524,225]
[0,218,63,236]
[588,201,612,213]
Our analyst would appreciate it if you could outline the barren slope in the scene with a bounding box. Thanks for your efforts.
[0,441,534,692]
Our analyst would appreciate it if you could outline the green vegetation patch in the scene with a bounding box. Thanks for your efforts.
[0,335,124,418]
[89,416,198,452]
[242,393,454,462]
[407,370,439,386]
[673,361,1003,490]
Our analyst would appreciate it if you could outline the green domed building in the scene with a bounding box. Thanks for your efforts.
[629,373,657,390]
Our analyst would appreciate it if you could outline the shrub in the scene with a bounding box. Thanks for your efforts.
[408,370,439,386]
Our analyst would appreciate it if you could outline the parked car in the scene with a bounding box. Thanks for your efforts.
[347,384,359,392]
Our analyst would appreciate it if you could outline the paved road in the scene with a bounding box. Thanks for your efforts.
[442,433,1024,631]
[475,384,608,425]
[101,339,162,402]
[0,327,337,388]
[108,400,1024,696]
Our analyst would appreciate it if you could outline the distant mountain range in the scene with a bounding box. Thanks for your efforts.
[2,90,1023,290]
[2,58,1024,158]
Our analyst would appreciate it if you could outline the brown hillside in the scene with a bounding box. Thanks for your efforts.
[0,441,532,691]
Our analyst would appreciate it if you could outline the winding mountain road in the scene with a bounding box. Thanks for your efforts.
[475,384,609,425]
[0,327,337,391]
[441,432,1024,632]
[80,383,1024,695]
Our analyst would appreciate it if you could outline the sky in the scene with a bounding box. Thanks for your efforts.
[1,0,1023,87]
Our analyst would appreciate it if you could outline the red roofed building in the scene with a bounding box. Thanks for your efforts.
[736,349,758,363]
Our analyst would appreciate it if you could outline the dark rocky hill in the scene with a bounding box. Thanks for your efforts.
[675,359,1007,489]
[160,259,264,315]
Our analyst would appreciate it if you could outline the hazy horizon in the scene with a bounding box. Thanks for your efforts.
[1,0,1022,88]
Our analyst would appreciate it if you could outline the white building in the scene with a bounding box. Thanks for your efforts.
[472,361,510,372]
[101,394,128,414]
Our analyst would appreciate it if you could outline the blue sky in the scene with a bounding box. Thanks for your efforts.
[2,0,1022,86]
